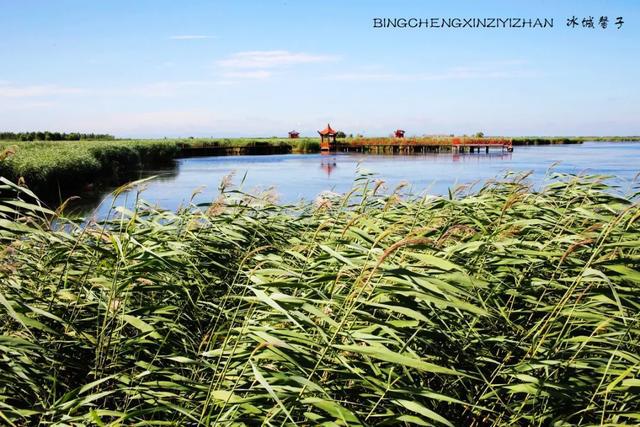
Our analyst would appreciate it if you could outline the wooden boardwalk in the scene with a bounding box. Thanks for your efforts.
[330,137,513,153]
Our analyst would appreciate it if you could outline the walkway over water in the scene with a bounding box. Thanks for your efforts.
[330,137,514,153]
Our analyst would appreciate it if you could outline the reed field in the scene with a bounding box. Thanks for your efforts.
[0,138,320,195]
[173,137,320,152]
[512,137,640,145]
[0,172,639,426]
[0,140,180,193]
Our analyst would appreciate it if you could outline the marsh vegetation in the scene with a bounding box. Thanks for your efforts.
[0,173,638,425]
[0,138,319,195]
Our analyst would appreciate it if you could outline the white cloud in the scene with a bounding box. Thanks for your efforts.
[329,69,530,82]
[221,70,272,80]
[0,80,232,99]
[217,50,338,69]
[169,35,215,40]
[0,83,86,98]
[328,62,538,82]
[126,80,224,96]
[0,100,57,112]
[66,110,293,137]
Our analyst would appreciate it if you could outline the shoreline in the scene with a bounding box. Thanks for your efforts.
[1,136,639,199]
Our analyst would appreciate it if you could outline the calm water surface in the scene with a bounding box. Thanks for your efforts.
[82,142,640,218]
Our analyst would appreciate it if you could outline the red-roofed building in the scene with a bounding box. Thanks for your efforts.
[288,130,300,139]
[318,123,338,151]
[395,129,405,138]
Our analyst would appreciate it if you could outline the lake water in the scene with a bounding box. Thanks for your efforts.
[79,142,640,218]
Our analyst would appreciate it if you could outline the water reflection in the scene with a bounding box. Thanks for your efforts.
[452,152,512,162]
[57,162,180,217]
[59,142,640,218]
[320,156,338,176]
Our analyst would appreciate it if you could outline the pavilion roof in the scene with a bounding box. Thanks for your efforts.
[318,123,337,135]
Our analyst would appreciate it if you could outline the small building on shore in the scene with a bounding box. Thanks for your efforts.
[318,123,338,151]
[395,129,405,138]
[288,130,300,139]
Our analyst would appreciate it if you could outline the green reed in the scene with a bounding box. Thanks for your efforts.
[0,172,638,426]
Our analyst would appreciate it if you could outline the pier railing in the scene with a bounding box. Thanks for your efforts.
[339,136,513,153]
[451,137,513,148]
[348,137,452,147]
[347,136,511,146]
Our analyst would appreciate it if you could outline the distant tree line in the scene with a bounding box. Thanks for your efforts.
[0,132,115,141]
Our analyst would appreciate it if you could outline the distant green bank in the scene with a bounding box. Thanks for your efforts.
[513,136,640,145]
[0,140,179,195]
[1,136,638,196]
[0,138,320,195]
[0,131,116,141]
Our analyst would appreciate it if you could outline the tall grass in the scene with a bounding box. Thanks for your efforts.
[0,138,321,194]
[173,137,319,151]
[513,136,640,144]
[0,173,639,425]
[0,140,179,193]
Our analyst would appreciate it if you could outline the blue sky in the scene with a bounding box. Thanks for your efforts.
[0,0,638,137]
